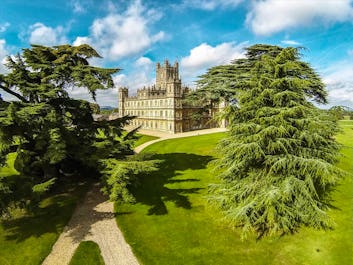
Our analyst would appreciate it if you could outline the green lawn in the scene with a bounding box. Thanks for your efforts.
[134,134,159,147]
[0,131,156,265]
[115,123,353,265]
[0,154,90,265]
[69,241,105,265]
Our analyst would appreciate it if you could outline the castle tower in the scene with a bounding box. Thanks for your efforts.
[156,60,181,97]
[154,60,183,133]
[118,87,128,117]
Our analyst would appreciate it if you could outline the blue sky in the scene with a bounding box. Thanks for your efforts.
[0,0,353,108]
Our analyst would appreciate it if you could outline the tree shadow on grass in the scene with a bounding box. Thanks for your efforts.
[130,153,213,215]
[2,193,79,242]
[2,183,120,244]
[1,180,92,244]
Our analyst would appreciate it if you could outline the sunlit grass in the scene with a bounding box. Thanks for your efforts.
[115,122,352,265]
[69,241,105,265]
[134,134,159,147]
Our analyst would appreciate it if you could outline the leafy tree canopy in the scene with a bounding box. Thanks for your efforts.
[193,44,345,238]
[328,105,353,120]
[0,44,154,215]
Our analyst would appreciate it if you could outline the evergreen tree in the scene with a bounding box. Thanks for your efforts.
[196,44,344,237]
[0,44,151,214]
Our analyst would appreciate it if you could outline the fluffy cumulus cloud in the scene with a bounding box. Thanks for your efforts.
[68,56,155,106]
[73,0,165,60]
[0,39,9,73]
[181,42,246,80]
[114,56,155,90]
[71,0,85,13]
[182,0,244,10]
[0,22,10,33]
[29,23,68,46]
[247,0,353,36]
[135,56,153,67]
[322,60,353,107]
[68,85,119,107]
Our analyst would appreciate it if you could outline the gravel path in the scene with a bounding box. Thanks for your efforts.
[43,128,226,265]
[42,183,139,265]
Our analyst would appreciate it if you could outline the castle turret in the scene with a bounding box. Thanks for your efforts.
[155,59,181,98]
[118,87,128,117]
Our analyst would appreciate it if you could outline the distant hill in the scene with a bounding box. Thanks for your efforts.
[100,106,115,110]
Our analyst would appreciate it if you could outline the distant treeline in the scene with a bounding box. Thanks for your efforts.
[89,103,118,114]
[328,106,353,120]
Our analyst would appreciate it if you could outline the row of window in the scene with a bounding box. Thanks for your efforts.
[126,99,169,107]
[124,99,182,108]
[125,110,182,118]
[131,119,173,131]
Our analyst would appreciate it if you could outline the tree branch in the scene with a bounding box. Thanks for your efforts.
[0,84,29,103]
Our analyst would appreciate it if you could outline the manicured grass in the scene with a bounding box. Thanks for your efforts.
[115,124,353,265]
[134,134,159,147]
[69,241,105,265]
[0,155,91,265]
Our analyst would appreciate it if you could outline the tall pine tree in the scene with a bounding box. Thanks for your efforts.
[196,45,344,237]
[0,44,153,214]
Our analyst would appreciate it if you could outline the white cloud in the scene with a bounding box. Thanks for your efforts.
[322,60,353,107]
[68,56,155,107]
[29,23,68,46]
[115,56,155,91]
[135,56,153,67]
[73,0,165,60]
[181,0,244,10]
[71,0,85,13]
[73,36,91,46]
[66,85,118,107]
[0,22,10,33]
[0,39,9,73]
[281,40,301,46]
[180,42,246,80]
[247,0,353,36]
[0,40,19,101]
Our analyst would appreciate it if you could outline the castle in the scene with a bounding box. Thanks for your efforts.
[118,60,225,133]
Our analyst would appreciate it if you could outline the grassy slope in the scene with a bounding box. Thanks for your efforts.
[69,241,105,265]
[116,123,352,265]
[0,154,90,265]
[134,134,159,148]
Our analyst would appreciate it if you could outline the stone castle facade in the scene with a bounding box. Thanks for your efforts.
[118,60,225,133]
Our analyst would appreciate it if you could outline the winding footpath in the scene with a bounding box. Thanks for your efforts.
[42,127,227,265]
